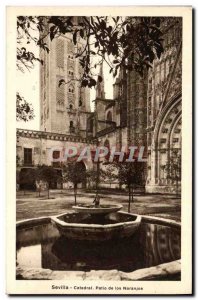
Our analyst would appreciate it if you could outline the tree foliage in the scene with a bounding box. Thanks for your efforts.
[107,161,145,212]
[17,16,45,72]
[86,166,108,189]
[36,165,60,198]
[63,161,86,186]
[16,92,34,122]
[102,163,117,188]
[19,167,36,190]
[62,161,86,204]
[116,161,145,188]
[17,16,164,87]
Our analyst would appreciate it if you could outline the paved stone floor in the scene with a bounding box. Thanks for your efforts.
[16,189,181,222]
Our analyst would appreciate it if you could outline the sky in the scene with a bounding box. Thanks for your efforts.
[16,46,114,131]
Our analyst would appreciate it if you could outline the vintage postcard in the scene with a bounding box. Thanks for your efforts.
[6,6,192,295]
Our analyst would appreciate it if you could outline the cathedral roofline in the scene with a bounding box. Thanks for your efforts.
[95,126,117,138]
[16,128,95,144]
[78,111,94,115]
[93,98,115,104]
[98,120,116,125]
[105,102,115,110]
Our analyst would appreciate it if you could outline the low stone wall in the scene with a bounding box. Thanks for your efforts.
[16,216,51,230]
[146,184,181,194]
[16,215,181,281]
[16,260,181,281]
[141,215,181,229]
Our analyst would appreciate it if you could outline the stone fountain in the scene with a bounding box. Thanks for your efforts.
[51,199,141,241]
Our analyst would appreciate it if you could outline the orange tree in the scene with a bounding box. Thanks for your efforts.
[35,165,60,199]
[62,161,86,205]
[108,161,145,212]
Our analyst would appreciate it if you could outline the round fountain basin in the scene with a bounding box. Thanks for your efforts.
[72,204,123,214]
[51,211,141,241]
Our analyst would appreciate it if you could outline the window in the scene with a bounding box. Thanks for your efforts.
[79,99,83,107]
[56,76,65,107]
[68,70,74,76]
[68,53,74,60]
[69,104,73,109]
[69,121,75,133]
[24,148,32,165]
[88,118,93,132]
[53,151,60,160]
[106,111,112,122]
[68,84,74,93]
[56,39,64,68]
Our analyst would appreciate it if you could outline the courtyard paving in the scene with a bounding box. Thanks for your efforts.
[16,189,181,222]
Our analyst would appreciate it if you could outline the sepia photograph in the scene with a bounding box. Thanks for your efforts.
[6,6,192,295]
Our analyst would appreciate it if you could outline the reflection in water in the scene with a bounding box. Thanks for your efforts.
[49,235,144,272]
[16,222,180,273]
[17,245,42,268]
[139,223,180,268]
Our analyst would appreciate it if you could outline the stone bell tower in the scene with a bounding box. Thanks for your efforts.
[40,17,91,137]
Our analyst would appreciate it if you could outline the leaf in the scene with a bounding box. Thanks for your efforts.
[80,29,84,38]
[58,79,65,87]
[81,79,88,87]
[89,78,96,87]
[50,31,54,41]
[113,31,118,39]
[113,59,120,64]
[73,31,77,45]
[49,25,56,41]
[156,48,163,59]
[36,58,44,65]
[126,24,130,32]
[153,17,161,28]
[100,19,106,30]
[107,25,112,33]
[66,17,73,27]
[113,68,118,77]
[98,75,103,83]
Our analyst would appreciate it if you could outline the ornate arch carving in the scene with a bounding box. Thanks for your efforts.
[152,93,182,183]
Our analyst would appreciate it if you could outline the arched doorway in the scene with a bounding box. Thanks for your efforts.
[146,95,182,193]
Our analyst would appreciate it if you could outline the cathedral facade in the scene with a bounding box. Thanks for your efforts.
[91,17,182,194]
[16,17,182,194]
